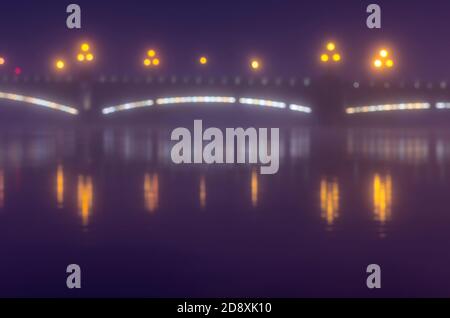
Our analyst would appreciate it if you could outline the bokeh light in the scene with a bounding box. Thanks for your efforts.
[372,48,395,71]
[321,54,329,62]
[320,41,342,64]
[81,43,90,52]
[326,42,336,51]
[55,59,65,70]
[250,59,261,70]
[152,58,160,66]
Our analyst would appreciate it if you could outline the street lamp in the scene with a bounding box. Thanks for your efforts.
[55,59,65,71]
[372,48,395,71]
[320,41,342,64]
[199,56,208,65]
[143,49,160,68]
[250,58,261,71]
[76,42,95,63]
[0,56,5,66]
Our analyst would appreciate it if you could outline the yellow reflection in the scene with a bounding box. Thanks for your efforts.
[56,164,64,209]
[251,169,259,207]
[199,176,206,209]
[0,169,4,209]
[373,174,392,224]
[144,173,159,213]
[320,178,340,227]
[77,176,93,227]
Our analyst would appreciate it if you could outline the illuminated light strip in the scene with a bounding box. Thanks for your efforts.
[102,100,154,114]
[0,91,78,115]
[239,98,286,109]
[436,102,450,109]
[289,104,312,113]
[156,96,236,105]
[346,103,431,114]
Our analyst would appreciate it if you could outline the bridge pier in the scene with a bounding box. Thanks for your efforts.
[313,75,345,124]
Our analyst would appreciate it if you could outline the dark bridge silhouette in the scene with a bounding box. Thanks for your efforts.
[0,74,449,122]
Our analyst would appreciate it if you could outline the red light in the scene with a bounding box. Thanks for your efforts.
[14,67,22,75]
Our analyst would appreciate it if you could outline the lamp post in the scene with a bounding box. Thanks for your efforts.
[76,42,95,64]
[320,41,342,65]
[372,48,395,71]
[143,49,160,68]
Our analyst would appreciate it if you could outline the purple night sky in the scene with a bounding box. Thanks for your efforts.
[0,0,449,79]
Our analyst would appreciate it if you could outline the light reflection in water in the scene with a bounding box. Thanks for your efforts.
[372,173,393,237]
[347,129,429,164]
[436,139,450,165]
[289,128,310,160]
[56,164,64,209]
[251,169,259,207]
[0,169,4,209]
[320,178,339,229]
[77,176,93,227]
[199,175,206,209]
[144,173,159,213]
[101,128,310,165]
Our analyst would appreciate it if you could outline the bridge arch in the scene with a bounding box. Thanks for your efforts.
[101,95,312,115]
[0,91,78,115]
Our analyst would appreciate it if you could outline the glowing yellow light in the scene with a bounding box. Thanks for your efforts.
[144,58,151,66]
[81,43,90,52]
[86,53,94,61]
[320,178,339,226]
[77,53,85,62]
[144,173,159,213]
[251,169,258,207]
[152,58,160,66]
[55,60,65,70]
[147,49,156,57]
[374,59,383,68]
[77,175,93,227]
[56,164,64,208]
[379,49,389,58]
[373,174,392,224]
[0,57,5,65]
[326,42,336,51]
[320,54,329,62]
[386,59,394,68]
[250,59,260,70]
[332,53,341,62]
[199,56,208,65]
[199,176,206,209]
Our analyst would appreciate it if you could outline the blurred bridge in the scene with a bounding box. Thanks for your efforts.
[0,73,449,121]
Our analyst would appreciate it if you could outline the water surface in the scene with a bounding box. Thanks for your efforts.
[1,124,450,297]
